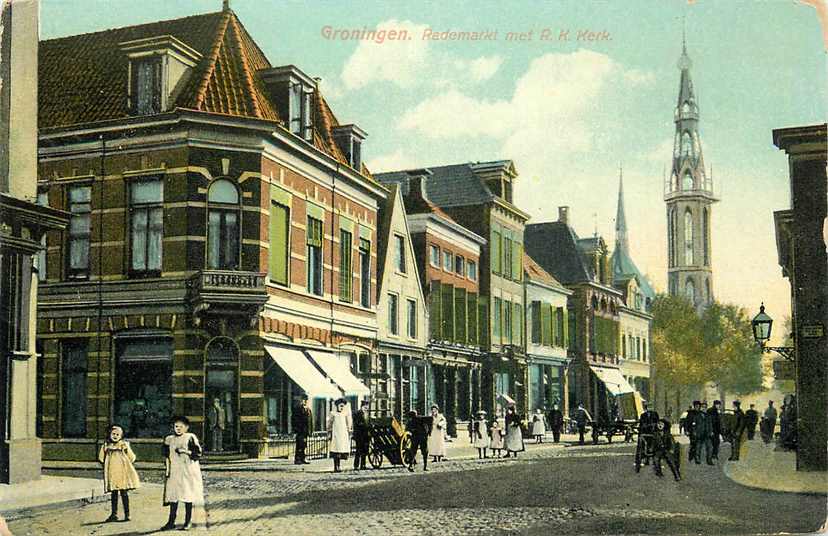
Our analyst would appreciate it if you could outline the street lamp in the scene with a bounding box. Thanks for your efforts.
[751,303,795,361]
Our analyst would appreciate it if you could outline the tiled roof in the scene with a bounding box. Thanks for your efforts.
[39,9,367,175]
[524,222,594,285]
[376,163,497,208]
[523,253,565,289]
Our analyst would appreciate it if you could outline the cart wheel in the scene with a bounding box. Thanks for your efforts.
[400,432,413,466]
[369,448,383,469]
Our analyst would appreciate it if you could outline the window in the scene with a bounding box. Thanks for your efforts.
[622,334,627,358]
[114,331,173,438]
[394,234,406,273]
[352,139,362,170]
[132,57,161,115]
[491,230,501,274]
[455,255,465,276]
[388,293,399,335]
[359,239,371,307]
[512,241,522,282]
[467,260,477,281]
[61,341,87,438]
[207,180,240,270]
[442,250,452,272]
[503,237,512,279]
[493,297,502,341]
[531,301,541,344]
[410,365,420,412]
[302,90,313,142]
[684,210,694,265]
[130,179,163,273]
[67,185,91,278]
[429,245,440,267]
[512,301,522,346]
[290,84,314,141]
[685,278,696,305]
[681,131,692,158]
[205,337,239,451]
[269,202,290,285]
[307,216,323,295]
[407,299,417,338]
[504,300,512,343]
[0,253,32,352]
[36,191,48,281]
[339,230,353,302]
[683,171,694,191]
[556,307,565,347]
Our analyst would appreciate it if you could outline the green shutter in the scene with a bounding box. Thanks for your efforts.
[562,308,570,350]
[614,320,620,356]
[513,242,522,282]
[455,287,467,344]
[493,297,501,341]
[531,301,541,344]
[512,301,521,346]
[306,201,325,221]
[441,283,454,341]
[339,229,352,302]
[269,203,289,285]
[270,184,292,207]
[491,230,501,274]
[503,237,512,279]
[541,303,552,346]
[478,298,489,347]
[429,281,442,340]
[467,293,478,346]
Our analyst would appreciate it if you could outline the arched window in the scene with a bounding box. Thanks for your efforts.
[207,179,240,270]
[681,102,690,117]
[685,278,696,305]
[684,210,694,265]
[681,132,692,158]
[703,207,710,266]
[683,171,694,190]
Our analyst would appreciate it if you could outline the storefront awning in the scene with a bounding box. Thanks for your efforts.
[306,350,370,397]
[497,393,516,405]
[264,346,340,399]
[589,365,635,396]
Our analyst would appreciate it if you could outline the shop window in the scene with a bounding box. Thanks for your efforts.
[61,341,87,438]
[207,179,240,270]
[264,365,289,435]
[114,330,172,438]
[205,337,238,451]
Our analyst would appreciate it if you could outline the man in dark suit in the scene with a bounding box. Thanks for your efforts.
[291,394,312,465]
[353,399,371,470]
[548,404,564,443]
[729,400,747,461]
[638,401,660,465]
[405,410,431,472]
[685,401,700,462]
[707,400,722,461]
[745,404,759,440]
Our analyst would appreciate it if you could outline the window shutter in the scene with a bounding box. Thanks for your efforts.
[491,230,501,274]
[531,301,541,344]
[562,308,569,350]
[478,298,489,348]
[441,283,454,342]
[455,287,467,344]
[512,301,521,346]
[614,321,621,356]
[467,293,478,346]
[541,303,552,346]
[503,237,512,279]
[493,297,501,341]
[339,230,352,301]
[429,281,442,340]
[269,203,289,284]
[513,242,522,281]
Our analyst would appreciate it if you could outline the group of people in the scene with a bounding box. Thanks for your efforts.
[468,405,528,459]
[637,402,682,481]
[97,415,205,531]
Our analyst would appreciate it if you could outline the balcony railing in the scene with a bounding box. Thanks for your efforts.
[188,270,268,318]
[194,270,266,291]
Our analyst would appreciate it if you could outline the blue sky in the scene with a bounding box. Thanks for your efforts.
[41,0,827,339]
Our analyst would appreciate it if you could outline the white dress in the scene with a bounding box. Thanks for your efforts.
[472,419,490,449]
[327,410,352,456]
[163,433,204,505]
[427,414,447,456]
[505,419,525,452]
[532,415,547,436]
[490,423,504,449]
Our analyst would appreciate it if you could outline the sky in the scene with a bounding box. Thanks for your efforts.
[40,0,827,343]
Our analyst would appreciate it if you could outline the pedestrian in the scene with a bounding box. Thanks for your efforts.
[780,394,798,450]
[707,400,722,461]
[98,424,140,523]
[685,401,700,462]
[761,400,777,444]
[531,409,547,444]
[728,400,746,461]
[327,398,352,473]
[548,404,564,443]
[206,396,226,452]
[405,410,430,472]
[692,403,714,465]
[503,405,525,458]
[428,404,447,463]
[291,394,312,465]
[652,419,681,481]
[160,416,204,531]
[745,404,759,440]
[352,399,370,470]
[638,401,659,465]
[573,403,591,445]
[469,410,489,459]
[489,418,504,457]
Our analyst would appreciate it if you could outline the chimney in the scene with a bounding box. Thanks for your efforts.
[405,168,433,203]
[558,206,570,225]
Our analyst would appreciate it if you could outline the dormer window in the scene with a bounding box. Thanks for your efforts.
[332,124,367,170]
[259,65,316,142]
[120,35,202,116]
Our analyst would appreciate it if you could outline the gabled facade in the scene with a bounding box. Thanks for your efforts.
[375,184,428,419]
[35,7,382,461]
[525,207,630,420]
[376,160,530,418]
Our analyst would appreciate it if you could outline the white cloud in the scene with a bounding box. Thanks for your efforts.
[366,149,420,173]
[468,55,504,82]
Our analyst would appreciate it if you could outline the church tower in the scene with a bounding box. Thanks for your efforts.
[665,37,718,311]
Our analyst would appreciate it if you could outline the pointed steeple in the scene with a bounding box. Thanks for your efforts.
[615,164,629,255]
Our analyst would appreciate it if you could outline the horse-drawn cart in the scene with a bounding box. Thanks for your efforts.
[367,417,412,469]
[590,391,644,444]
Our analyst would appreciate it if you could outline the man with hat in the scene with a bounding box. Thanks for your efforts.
[405,409,431,472]
[352,399,371,470]
[729,400,747,461]
[291,394,312,465]
[707,400,723,461]
[638,401,660,465]
[685,401,701,462]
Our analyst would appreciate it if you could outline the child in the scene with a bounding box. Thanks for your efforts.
[472,410,490,459]
[489,418,504,458]
[98,424,140,523]
[161,416,204,531]
[532,409,547,444]
[653,419,681,481]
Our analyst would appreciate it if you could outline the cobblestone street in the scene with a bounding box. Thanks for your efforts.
[8,440,826,535]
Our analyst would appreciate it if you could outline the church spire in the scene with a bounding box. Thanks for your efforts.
[615,164,629,255]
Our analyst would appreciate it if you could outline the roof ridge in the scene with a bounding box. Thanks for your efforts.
[40,10,224,43]
[193,10,233,111]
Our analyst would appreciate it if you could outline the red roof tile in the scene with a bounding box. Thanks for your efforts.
[524,252,565,289]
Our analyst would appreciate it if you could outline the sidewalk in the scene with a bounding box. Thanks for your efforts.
[0,475,109,515]
[723,438,828,494]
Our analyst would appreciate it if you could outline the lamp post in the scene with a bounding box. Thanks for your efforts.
[751,303,795,361]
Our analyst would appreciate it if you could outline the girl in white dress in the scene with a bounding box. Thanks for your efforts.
[532,409,547,443]
[327,398,352,473]
[427,405,447,462]
[161,416,204,531]
[472,410,490,459]
[99,424,140,523]
[504,405,525,458]
[489,418,504,457]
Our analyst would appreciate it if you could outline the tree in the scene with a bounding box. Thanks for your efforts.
[699,302,764,397]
